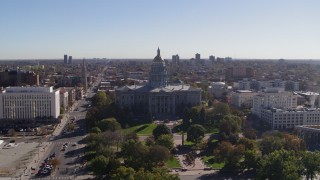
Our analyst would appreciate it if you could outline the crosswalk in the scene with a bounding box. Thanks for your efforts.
[49,142,77,145]
[31,176,74,180]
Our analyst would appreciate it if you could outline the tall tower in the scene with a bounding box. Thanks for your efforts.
[195,53,200,60]
[64,54,68,64]
[148,48,168,88]
[68,56,73,64]
[82,59,88,91]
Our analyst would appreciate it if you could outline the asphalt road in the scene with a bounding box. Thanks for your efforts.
[31,81,99,179]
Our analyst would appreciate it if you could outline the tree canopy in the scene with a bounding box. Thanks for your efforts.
[187,124,206,144]
[153,124,171,140]
[97,118,122,132]
[257,150,302,180]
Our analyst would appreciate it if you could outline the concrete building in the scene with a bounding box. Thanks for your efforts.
[209,55,215,61]
[226,67,254,82]
[60,87,76,107]
[260,108,320,129]
[172,54,180,65]
[76,87,84,100]
[68,56,73,64]
[286,80,300,91]
[236,79,299,92]
[208,82,227,99]
[116,48,201,118]
[253,90,297,118]
[64,54,68,64]
[195,53,200,60]
[231,90,258,108]
[0,70,39,87]
[0,86,60,122]
[59,89,69,111]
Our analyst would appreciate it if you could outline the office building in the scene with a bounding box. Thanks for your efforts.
[64,54,68,64]
[231,90,258,108]
[0,86,60,122]
[68,56,73,64]
[195,53,200,60]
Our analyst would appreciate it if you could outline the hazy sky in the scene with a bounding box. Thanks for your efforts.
[0,0,319,59]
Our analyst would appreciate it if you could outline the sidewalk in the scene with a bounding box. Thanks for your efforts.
[19,110,72,180]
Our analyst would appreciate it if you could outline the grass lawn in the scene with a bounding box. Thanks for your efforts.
[183,140,195,146]
[165,156,181,168]
[125,124,157,136]
[201,155,225,169]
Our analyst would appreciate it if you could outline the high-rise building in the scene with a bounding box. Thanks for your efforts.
[209,55,215,61]
[64,54,68,64]
[195,53,200,60]
[172,54,180,65]
[0,86,60,122]
[68,56,73,64]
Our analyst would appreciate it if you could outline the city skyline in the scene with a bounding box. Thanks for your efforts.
[1,0,320,60]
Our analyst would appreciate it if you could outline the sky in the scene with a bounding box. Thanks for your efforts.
[0,0,320,60]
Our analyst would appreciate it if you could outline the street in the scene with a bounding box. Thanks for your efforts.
[29,81,99,180]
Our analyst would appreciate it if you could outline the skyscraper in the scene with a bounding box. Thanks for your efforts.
[68,56,72,64]
[172,54,180,65]
[195,53,200,60]
[209,55,215,61]
[64,54,68,64]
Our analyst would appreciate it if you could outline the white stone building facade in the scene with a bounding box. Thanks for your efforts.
[253,91,297,118]
[0,86,60,121]
[260,108,320,129]
[231,90,258,108]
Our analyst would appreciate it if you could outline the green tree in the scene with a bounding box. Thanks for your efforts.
[199,107,206,124]
[66,123,75,132]
[113,167,179,180]
[208,99,213,107]
[89,155,109,176]
[243,128,257,139]
[97,118,122,132]
[153,124,171,140]
[145,136,156,147]
[90,127,102,134]
[187,124,206,144]
[214,141,245,169]
[182,108,190,125]
[213,102,230,116]
[60,106,65,114]
[148,145,170,165]
[91,91,112,108]
[112,166,135,180]
[257,150,303,180]
[240,150,259,170]
[237,138,256,151]
[301,151,320,180]
[156,134,174,150]
[120,140,149,170]
[219,115,242,136]
[189,107,200,124]
[260,134,284,155]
